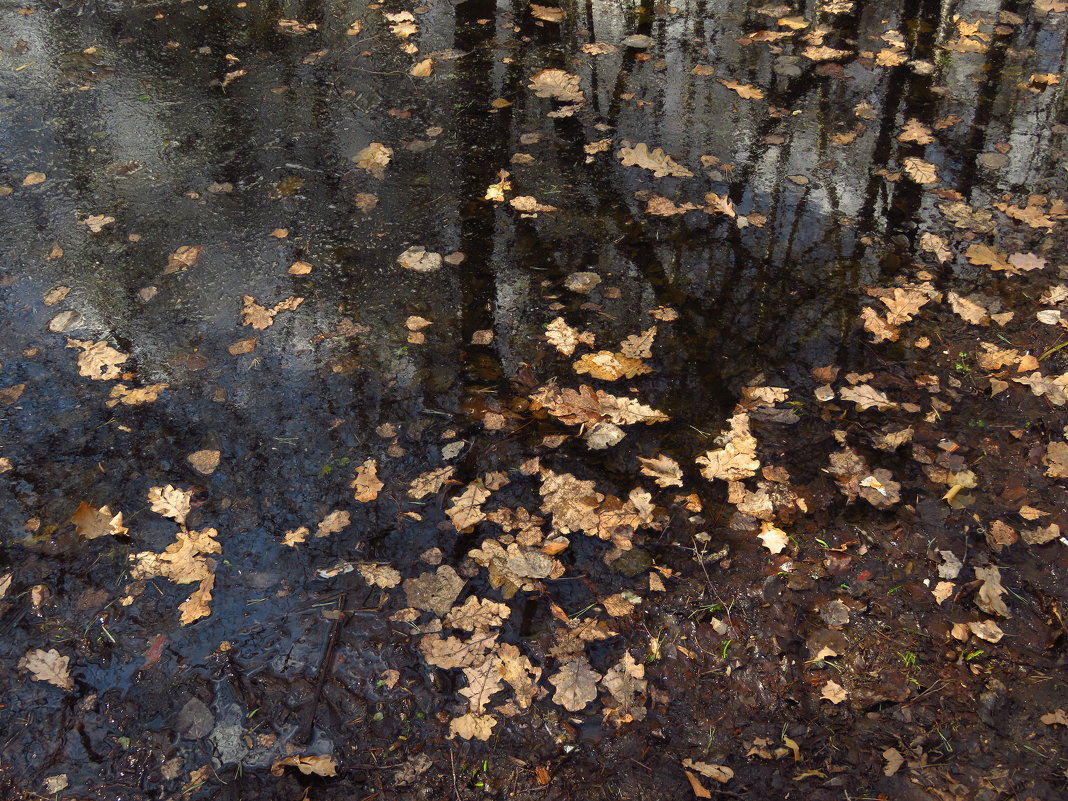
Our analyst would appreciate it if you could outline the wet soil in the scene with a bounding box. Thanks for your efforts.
[1,0,1067,799]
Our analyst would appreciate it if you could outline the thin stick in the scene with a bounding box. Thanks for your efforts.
[296,592,347,745]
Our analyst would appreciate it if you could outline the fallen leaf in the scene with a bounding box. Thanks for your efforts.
[316,510,351,538]
[573,350,651,381]
[408,466,455,499]
[397,245,443,273]
[448,713,497,740]
[758,522,789,554]
[19,648,73,690]
[352,458,384,502]
[357,562,402,588]
[70,502,128,539]
[165,245,203,274]
[638,454,684,487]
[550,657,601,711]
[898,118,935,144]
[66,338,128,380]
[447,482,491,530]
[354,142,393,179]
[902,157,938,184]
[409,57,433,77]
[283,526,309,547]
[545,317,595,356]
[1040,709,1068,727]
[22,171,46,186]
[106,383,169,407]
[404,566,465,616]
[510,195,558,212]
[531,4,566,22]
[130,527,220,585]
[270,755,338,777]
[618,143,694,178]
[1043,441,1068,478]
[528,68,584,103]
[839,384,895,411]
[820,680,848,704]
[974,566,1010,618]
[696,413,760,481]
[148,485,192,525]
[883,747,904,776]
[187,450,220,475]
[681,759,734,784]
[178,574,215,625]
[81,214,115,233]
[717,79,764,99]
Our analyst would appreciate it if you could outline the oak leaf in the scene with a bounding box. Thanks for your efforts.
[19,648,73,690]
[352,458,383,502]
[717,79,764,99]
[902,157,938,184]
[545,317,595,355]
[444,596,511,631]
[618,143,694,178]
[528,69,584,103]
[148,484,192,525]
[404,565,465,616]
[550,657,601,711]
[271,755,337,777]
[573,351,651,380]
[447,482,491,530]
[71,502,128,539]
[397,245,443,273]
[356,562,402,588]
[66,338,127,380]
[178,574,215,625]
[448,713,497,741]
[354,142,393,179]
[316,510,351,538]
[638,453,684,487]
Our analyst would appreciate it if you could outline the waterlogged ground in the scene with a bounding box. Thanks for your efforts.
[1,0,1068,798]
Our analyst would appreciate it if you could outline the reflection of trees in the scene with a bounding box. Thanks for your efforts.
[6,0,1064,402]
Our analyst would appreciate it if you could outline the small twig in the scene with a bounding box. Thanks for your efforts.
[295,592,347,745]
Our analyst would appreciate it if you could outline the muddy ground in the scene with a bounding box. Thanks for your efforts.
[1,0,1067,799]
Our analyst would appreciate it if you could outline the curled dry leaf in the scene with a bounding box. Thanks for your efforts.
[70,502,128,539]
[352,458,383,502]
[974,566,1010,618]
[19,648,74,690]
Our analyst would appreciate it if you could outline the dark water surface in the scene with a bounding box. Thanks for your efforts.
[1,0,1067,798]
